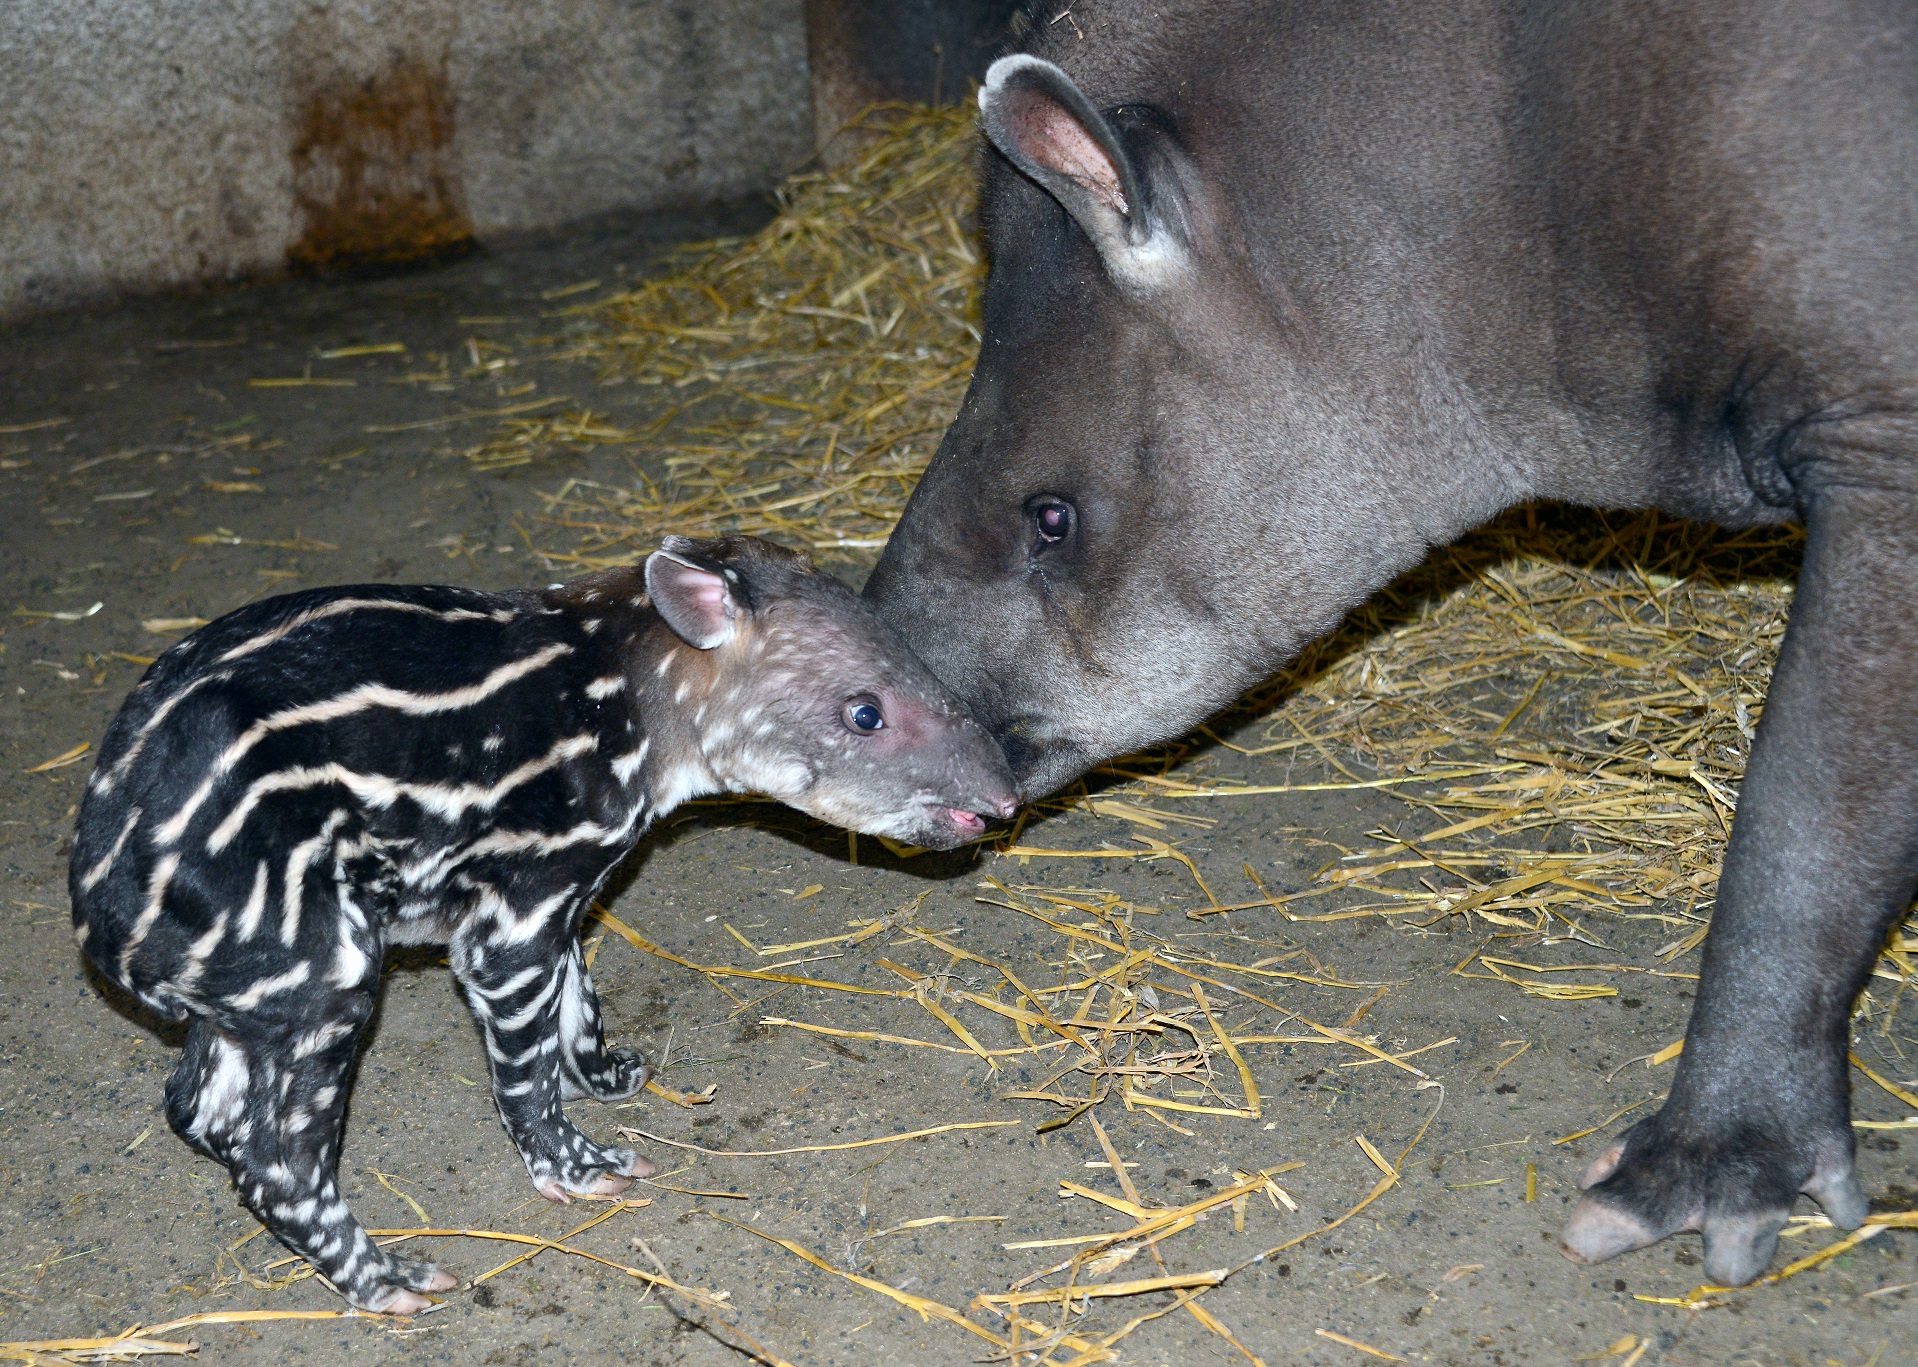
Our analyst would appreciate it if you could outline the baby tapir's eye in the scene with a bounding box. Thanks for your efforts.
[842,697,886,734]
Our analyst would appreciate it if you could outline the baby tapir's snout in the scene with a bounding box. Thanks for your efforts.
[643,535,1018,850]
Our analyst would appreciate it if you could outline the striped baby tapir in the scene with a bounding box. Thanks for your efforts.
[70,534,1016,1314]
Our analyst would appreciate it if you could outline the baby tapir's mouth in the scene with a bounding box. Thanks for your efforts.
[942,807,988,837]
[921,794,1019,847]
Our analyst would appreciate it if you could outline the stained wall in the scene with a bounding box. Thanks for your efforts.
[0,1,812,318]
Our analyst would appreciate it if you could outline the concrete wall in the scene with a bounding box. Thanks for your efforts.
[0,0,813,319]
[805,0,1024,160]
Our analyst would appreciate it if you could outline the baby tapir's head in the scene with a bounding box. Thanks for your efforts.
[643,535,1018,850]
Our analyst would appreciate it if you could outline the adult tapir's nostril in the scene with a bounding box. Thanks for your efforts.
[991,795,1020,820]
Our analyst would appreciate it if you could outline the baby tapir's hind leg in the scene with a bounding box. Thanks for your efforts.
[451,899,654,1202]
[164,1019,253,1165]
[165,1012,456,1314]
[555,940,651,1103]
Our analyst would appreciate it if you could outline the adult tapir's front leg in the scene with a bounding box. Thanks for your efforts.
[1561,484,1918,1285]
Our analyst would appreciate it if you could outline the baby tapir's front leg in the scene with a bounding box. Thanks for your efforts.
[166,1008,457,1314]
[450,887,653,1201]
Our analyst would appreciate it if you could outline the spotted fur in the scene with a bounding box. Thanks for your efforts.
[71,536,1014,1313]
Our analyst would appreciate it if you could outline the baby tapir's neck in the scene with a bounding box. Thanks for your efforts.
[542,567,738,825]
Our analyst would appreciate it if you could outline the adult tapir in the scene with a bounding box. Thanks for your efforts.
[864,0,1918,1286]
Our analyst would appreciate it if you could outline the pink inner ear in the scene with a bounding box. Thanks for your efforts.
[678,571,731,622]
[651,557,735,645]
[1018,97,1128,214]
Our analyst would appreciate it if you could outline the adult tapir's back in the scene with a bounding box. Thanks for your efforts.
[1508,1,1918,515]
[867,0,1918,1289]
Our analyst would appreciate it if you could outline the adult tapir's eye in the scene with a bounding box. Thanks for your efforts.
[1029,497,1075,547]
[842,697,885,734]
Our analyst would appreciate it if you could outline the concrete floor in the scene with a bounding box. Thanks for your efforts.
[0,214,1913,1367]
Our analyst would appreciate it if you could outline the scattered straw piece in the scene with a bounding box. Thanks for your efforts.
[980,1269,1226,1309]
[368,1169,430,1224]
[0,1311,354,1363]
[763,1015,1056,1058]
[465,1197,645,1288]
[618,1118,1017,1158]
[1191,983,1259,1118]
[1316,1327,1408,1362]
[593,909,904,999]
[713,1216,1021,1352]
[22,742,88,774]
[1635,1212,1916,1308]
[644,1078,718,1107]
[1852,1052,1918,1109]
[1554,1095,1666,1146]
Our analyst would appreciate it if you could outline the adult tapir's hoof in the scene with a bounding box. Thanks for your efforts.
[1556,1115,1868,1286]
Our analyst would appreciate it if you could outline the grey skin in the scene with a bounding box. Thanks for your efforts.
[863,0,1918,1287]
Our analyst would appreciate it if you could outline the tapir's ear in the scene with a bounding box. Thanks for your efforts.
[979,54,1187,293]
[646,543,742,650]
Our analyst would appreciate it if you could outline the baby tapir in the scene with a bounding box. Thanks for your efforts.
[70,534,1016,1313]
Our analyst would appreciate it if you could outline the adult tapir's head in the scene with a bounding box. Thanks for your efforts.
[864,14,1520,798]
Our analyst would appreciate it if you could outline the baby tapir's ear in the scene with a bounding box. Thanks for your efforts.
[646,543,742,649]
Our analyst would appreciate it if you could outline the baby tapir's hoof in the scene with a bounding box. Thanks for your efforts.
[560,1045,651,1103]
[529,1143,654,1204]
[361,1259,461,1316]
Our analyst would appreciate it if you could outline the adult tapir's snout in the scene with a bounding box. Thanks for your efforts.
[864,449,1106,802]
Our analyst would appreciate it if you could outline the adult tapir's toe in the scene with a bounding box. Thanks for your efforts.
[1701,1212,1786,1287]
[1577,1139,1626,1190]
[1805,1166,1869,1231]
[1557,1193,1666,1265]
